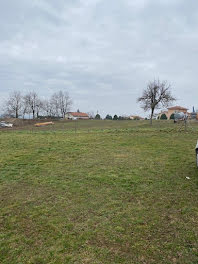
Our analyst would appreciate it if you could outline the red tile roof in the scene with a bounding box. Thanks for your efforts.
[167,106,188,111]
[69,112,89,117]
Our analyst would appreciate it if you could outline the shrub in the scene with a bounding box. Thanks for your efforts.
[160,114,168,120]
[105,114,112,120]
[170,113,175,120]
[95,114,101,119]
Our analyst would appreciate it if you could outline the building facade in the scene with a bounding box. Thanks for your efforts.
[158,106,189,120]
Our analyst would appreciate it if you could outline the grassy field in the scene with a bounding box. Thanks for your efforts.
[0,120,198,264]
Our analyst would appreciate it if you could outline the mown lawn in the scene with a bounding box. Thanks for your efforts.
[0,121,198,263]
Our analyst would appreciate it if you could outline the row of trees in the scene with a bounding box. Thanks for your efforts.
[3,90,72,119]
[2,79,176,122]
[105,114,127,120]
[90,114,126,120]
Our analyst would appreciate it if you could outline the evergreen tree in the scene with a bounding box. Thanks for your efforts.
[105,114,112,120]
[95,114,101,119]
[160,113,168,120]
[170,113,175,120]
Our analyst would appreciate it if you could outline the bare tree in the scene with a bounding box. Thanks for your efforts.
[21,96,30,119]
[87,111,95,119]
[6,91,23,118]
[42,99,54,117]
[50,93,60,117]
[51,91,72,118]
[35,99,43,118]
[58,91,72,118]
[24,92,40,119]
[138,79,176,124]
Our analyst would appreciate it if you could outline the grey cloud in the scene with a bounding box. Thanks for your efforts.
[0,0,198,116]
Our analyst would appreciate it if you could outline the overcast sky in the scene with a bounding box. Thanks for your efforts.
[0,0,198,117]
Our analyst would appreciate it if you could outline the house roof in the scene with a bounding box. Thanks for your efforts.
[68,112,89,117]
[167,106,188,111]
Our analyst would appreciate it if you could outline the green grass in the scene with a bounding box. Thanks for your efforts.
[0,120,198,263]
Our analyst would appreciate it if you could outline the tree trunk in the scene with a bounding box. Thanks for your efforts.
[150,108,154,125]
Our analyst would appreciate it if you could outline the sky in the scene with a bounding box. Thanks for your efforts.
[0,0,198,117]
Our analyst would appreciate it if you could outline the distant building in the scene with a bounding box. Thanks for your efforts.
[65,112,89,120]
[129,115,144,120]
[158,106,189,120]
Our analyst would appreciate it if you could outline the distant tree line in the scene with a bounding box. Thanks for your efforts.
[86,113,130,120]
[3,90,72,119]
[3,79,176,122]
[105,114,129,120]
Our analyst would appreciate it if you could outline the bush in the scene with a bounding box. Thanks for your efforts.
[113,115,118,120]
[160,114,168,120]
[170,113,175,120]
[105,114,112,120]
[95,114,101,120]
